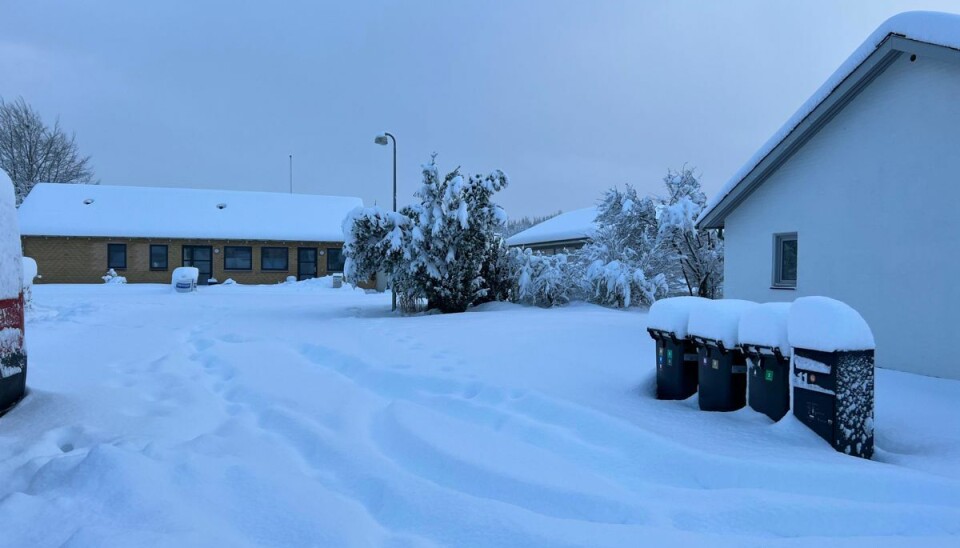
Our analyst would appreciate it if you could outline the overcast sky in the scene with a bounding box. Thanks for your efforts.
[2,0,957,218]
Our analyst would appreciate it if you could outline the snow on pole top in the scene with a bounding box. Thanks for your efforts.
[738,302,792,356]
[687,299,758,348]
[788,296,875,352]
[0,169,23,300]
[647,296,710,338]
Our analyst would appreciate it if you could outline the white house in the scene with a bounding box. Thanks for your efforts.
[506,207,597,255]
[697,11,960,380]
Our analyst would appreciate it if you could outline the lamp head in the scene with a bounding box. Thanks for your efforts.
[374,135,389,145]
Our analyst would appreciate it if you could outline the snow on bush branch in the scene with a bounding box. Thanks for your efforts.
[509,167,722,309]
[343,155,509,313]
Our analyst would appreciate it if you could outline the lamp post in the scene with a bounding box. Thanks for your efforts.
[374,132,397,311]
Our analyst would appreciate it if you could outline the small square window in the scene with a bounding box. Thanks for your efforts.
[224,246,253,270]
[773,233,797,289]
[108,243,127,270]
[261,247,288,271]
[326,247,345,273]
[150,245,168,271]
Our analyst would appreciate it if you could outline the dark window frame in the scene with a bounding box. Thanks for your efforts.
[326,247,345,273]
[224,246,253,271]
[107,243,127,270]
[260,246,289,271]
[149,244,169,271]
[772,233,798,289]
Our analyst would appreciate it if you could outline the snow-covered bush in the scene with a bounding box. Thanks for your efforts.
[577,185,669,308]
[102,268,127,284]
[510,248,582,307]
[343,155,509,313]
[657,168,723,298]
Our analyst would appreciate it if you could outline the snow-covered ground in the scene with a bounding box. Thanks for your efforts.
[1,281,959,547]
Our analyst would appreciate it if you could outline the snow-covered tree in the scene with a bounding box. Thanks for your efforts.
[657,167,723,298]
[510,248,583,307]
[342,155,509,314]
[0,97,95,205]
[577,185,669,307]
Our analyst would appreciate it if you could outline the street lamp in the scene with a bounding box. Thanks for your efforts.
[375,132,397,311]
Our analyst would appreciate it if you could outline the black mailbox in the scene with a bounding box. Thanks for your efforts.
[793,348,875,459]
[742,344,790,421]
[648,328,698,400]
[692,336,747,411]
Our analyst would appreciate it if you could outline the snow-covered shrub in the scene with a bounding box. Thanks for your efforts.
[510,248,582,307]
[577,186,670,308]
[102,268,127,284]
[657,168,723,298]
[342,155,509,314]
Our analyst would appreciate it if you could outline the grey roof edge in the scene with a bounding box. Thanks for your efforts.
[697,34,957,229]
[506,237,591,248]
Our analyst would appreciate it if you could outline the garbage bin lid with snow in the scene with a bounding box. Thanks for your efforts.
[788,297,875,352]
[687,299,757,349]
[647,296,710,338]
[738,302,792,356]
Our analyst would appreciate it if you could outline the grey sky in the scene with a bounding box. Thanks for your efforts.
[2,0,957,218]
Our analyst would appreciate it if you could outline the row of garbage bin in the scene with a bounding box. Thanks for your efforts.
[647,296,876,459]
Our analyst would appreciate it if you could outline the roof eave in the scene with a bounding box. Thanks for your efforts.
[696,34,955,230]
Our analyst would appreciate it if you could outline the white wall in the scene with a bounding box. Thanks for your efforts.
[724,52,960,379]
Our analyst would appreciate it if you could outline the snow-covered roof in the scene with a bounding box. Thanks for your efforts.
[17,183,363,242]
[698,11,960,228]
[506,207,597,247]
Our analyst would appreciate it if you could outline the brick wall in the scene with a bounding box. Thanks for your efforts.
[21,236,349,285]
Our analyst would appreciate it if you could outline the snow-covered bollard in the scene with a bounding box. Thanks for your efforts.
[172,267,199,293]
[738,303,792,422]
[788,297,875,459]
[688,299,757,411]
[647,297,709,400]
[0,169,27,415]
[332,273,343,289]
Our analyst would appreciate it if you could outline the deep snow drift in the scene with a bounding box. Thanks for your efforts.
[0,282,958,547]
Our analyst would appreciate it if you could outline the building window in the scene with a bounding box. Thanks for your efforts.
[326,247,345,272]
[107,243,127,270]
[224,246,253,270]
[773,233,798,289]
[261,247,288,271]
[150,244,168,271]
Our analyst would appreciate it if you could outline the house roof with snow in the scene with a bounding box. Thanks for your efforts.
[698,11,960,229]
[505,207,597,247]
[17,183,363,242]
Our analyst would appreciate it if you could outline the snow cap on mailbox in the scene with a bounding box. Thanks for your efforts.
[687,299,758,349]
[0,169,23,300]
[788,296,875,352]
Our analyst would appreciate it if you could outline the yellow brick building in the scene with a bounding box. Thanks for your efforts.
[18,184,363,285]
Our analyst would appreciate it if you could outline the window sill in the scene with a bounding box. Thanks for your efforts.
[770,285,796,290]
[224,269,253,272]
